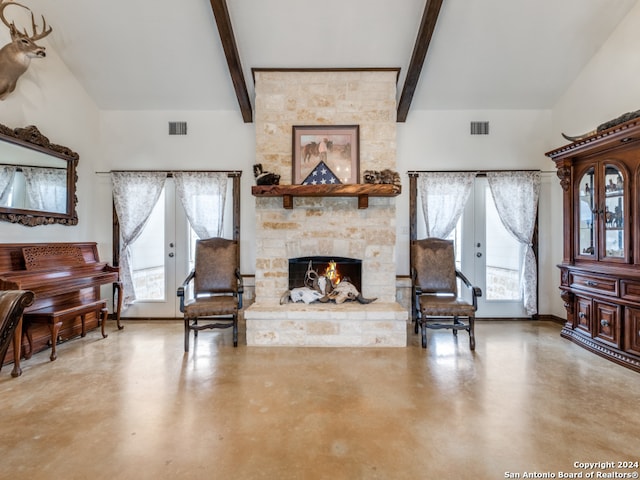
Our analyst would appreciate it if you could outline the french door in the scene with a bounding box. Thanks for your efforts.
[455,177,529,318]
[124,179,192,318]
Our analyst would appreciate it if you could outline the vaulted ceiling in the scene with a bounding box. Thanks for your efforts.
[19,0,639,122]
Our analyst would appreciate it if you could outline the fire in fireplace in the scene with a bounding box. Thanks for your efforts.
[288,256,362,292]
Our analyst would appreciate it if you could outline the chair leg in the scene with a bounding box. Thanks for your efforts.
[469,315,476,350]
[184,318,190,352]
[453,316,460,336]
[421,322,427,348]
[233,314,238,347]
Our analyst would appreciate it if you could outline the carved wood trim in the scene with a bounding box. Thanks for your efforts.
[556,164,571,191]
[22,245,84,270]
[561,327,640,373]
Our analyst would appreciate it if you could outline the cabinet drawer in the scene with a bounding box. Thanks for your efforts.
[593,300,621,348]
[620,280,640,302]
[624,308,640,356]
[570,273,618,296]
[575,296,592,336]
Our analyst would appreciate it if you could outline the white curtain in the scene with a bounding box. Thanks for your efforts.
[22,167,67,213]
[111,171,168,307]
[487,171,540,315]
[418,171,476,238]
[173,171,228,239]
[0,166,16,206]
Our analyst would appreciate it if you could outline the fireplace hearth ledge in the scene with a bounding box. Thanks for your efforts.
[244,302,408,347]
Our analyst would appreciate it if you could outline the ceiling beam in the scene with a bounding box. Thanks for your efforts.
[397,0,444,122]
[209,0,252,123]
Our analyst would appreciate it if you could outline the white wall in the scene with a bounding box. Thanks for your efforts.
[396,109,561,317]
[0,33,100,248]
[96,111,256,273]
[553,1,640,137]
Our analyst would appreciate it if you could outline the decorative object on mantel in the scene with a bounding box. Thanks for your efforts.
[302,160,341,185]
[292,125,359,185]
[251,183,401,209]
[280,260,376,305]
[363,169,401,192]
[0,0,52,100]
[253,163,280,185]
[561,108,640,142]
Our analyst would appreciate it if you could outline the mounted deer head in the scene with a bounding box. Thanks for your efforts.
[0,0,52,100]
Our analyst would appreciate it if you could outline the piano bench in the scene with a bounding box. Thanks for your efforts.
[23,299,108,361]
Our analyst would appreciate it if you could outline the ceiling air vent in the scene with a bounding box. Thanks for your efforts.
[169,121,187,135]
[470,121,489,135]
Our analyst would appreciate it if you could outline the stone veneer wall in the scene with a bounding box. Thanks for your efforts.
[253,70,398,306]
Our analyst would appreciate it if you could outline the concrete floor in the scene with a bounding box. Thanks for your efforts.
[1,319,639,480]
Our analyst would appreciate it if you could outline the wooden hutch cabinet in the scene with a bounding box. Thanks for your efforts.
[546,118,640,373]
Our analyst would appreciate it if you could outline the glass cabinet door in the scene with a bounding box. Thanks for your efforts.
[578,167,595,257]
[602,165,625,259]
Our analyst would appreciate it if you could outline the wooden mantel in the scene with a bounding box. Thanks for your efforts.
[251,184,401,209]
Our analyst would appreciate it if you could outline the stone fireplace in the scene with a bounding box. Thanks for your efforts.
[244,69,408,347]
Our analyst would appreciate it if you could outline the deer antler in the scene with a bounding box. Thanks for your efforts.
[0,1,50,40]
[0,0,29,30]
[27,10,51,40]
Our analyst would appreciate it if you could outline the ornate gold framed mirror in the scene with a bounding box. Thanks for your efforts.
[0,123,78,226]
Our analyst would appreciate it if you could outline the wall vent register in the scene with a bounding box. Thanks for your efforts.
[168,121,188,135]
[470,121,489,135]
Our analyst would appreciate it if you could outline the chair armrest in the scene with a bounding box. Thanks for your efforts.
[235,268,244,309]
[455,269,473,288]
[410,268,423,295]
[456,269,482,307]
[235,268,244,291]
[177,269,196,312]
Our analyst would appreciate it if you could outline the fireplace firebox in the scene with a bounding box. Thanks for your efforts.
[288,256,362,292]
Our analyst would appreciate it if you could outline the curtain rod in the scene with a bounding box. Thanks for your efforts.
[1,163,66,171]
[95,170,242,177]
[407,169,555,176]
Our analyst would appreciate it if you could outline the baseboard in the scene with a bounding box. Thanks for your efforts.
[536,314,566,325]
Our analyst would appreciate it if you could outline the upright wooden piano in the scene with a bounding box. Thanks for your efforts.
[0,242,122,375]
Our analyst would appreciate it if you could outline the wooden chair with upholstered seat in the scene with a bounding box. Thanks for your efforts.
[411,238,481,350]
[0,290,34,377]
[177,237,243,351]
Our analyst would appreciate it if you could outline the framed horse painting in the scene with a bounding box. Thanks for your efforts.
[292,125,359,185]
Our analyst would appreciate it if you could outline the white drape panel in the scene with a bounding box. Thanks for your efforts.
[173,171,228,239]
[111,172,167,307]
[418,172,476,238]
[22,167,67,213]
[487,171,540,315]
[0,166,16,205]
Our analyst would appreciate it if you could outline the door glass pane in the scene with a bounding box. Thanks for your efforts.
[578,168,595,256]
[485,188,521,301]
[444,218,462,271]
[603,165,624,258]
[130,189,166,301]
